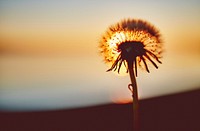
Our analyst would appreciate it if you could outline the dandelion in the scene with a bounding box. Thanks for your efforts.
[99,18,163,131]
[99,19,162,76]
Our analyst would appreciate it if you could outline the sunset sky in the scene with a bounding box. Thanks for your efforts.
[0,0,200,111]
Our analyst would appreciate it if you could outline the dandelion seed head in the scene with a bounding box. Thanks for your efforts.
[99,18,163,75]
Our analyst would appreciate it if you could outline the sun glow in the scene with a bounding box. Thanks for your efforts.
[107,31,159,64]
[112,98,132,104]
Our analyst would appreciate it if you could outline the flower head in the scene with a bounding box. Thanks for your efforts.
[99,19,163,76]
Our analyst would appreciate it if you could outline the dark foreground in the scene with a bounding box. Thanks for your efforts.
[1,89,200,131]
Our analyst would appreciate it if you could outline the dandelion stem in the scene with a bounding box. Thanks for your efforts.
[128,60,139,131]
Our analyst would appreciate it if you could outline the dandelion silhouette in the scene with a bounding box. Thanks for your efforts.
[99,19,163,131]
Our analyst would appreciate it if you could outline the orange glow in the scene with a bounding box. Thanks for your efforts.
[102,31,159,64]
[112,98,132,104]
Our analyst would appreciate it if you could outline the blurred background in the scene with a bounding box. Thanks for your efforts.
[0,0,200,111]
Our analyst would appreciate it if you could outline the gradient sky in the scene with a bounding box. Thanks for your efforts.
[0,0,200,111]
